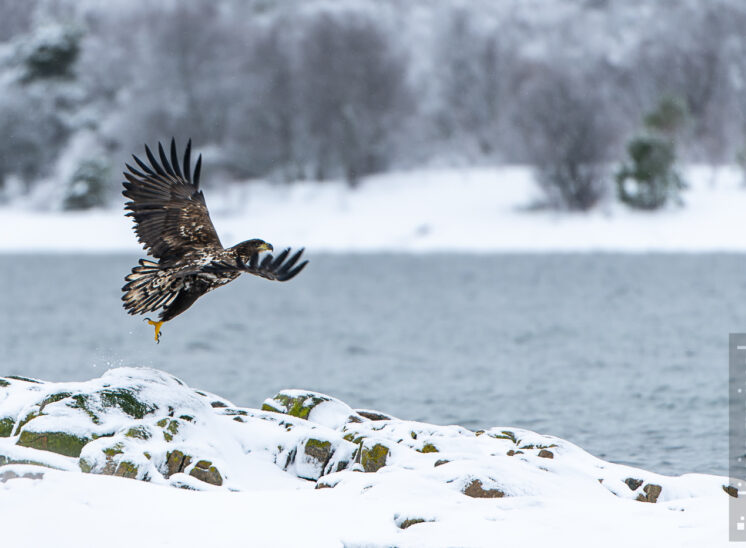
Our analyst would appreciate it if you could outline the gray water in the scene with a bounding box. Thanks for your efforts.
[0,253,738,477]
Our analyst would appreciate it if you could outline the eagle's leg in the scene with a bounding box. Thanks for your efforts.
[145,318,164,343]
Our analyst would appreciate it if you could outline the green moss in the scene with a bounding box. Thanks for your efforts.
[103,442,125,457]
[5,375,41,384]
[490,431,518,443]
[125,426,151,440]
[361,443,389,473]
[17,430,90,457]
[419,443,438,454]
[39,392,72,411]
[0,454,60,469]
[79,457,93,473]
[342,431,365,444]
[99,388,154,419]
[264,393,326,420]
[157,419,180,442]
[0,417,15,437]
[304,438,333,469]
[519,443,558,450]
[144,452,151,460]
[68,394,101,424]
[13,411,40,435]
[410,431,418,440]
[114,461,139,479]
[0,379,10,387]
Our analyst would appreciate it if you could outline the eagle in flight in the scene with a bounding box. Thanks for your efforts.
[122,139,307,342]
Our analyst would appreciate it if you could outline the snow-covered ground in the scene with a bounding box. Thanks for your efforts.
[0,368,735,547]
[0,165,743,253]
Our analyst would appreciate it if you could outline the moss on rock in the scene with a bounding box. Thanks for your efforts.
[262,392,328,420]
[79,457,93,473]
[360,443,389,473]
[489,431,518,443]
[165,450,192,477]
[190,459,223,486]
[5,375,41,384]
[99,388,155,419]
[17,430,90,457]
[114,461,139,479]
[39,392,72,411]
[13,411,40,435]
[125,426,151,440]
[419,443,439,454]
[156,418,180,441]
[0,417,14,438]
[68,394,101,425]
[304,438,333,469]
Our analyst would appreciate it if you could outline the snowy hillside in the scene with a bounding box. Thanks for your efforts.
[0,166,744,253]
[0,367,734,547]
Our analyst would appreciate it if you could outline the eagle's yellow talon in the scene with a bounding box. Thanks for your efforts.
[145,318,164,343]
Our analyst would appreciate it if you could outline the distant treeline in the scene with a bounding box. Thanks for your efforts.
[0,0,745,209]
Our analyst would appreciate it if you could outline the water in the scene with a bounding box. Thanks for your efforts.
[0,253,739,477]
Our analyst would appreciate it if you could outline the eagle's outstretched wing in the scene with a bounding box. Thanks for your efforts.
[205,248,308,282]
[123,139,222,261]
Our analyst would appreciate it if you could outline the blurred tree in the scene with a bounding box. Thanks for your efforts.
[298,10,412,186]
[616,97,687,210]
[643,96,689,140]
[515,68,616,211]
[62,157,110,210]
[21,23,82,82]
[616,136,685,210]
[433,9,511,157]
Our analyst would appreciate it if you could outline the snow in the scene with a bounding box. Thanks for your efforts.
[0,466,728,547]
[0,165,743,253]
[0,367,734,547]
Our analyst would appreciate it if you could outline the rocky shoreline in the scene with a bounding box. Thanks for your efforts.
[0,367,735,546]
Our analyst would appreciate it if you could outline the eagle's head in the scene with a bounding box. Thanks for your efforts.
[232,239,273,262]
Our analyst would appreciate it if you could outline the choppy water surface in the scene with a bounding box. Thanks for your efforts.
[0,253,739,477]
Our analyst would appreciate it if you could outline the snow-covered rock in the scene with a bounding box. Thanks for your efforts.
[0,367,735,546]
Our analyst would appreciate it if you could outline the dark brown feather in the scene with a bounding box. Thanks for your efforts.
[122,138,222,262]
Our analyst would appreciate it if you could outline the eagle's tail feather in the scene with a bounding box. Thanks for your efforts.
[122,260,178,316]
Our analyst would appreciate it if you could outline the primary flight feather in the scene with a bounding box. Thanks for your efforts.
[121,138,307,342]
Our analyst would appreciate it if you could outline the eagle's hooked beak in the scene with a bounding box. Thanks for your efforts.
[258,242,273,253]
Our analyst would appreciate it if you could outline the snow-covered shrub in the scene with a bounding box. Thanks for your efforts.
[616,136,685,210]
[21,23,82,82]
[62,158,110,210]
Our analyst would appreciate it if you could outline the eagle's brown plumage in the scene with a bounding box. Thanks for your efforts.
[122,139,307,337]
